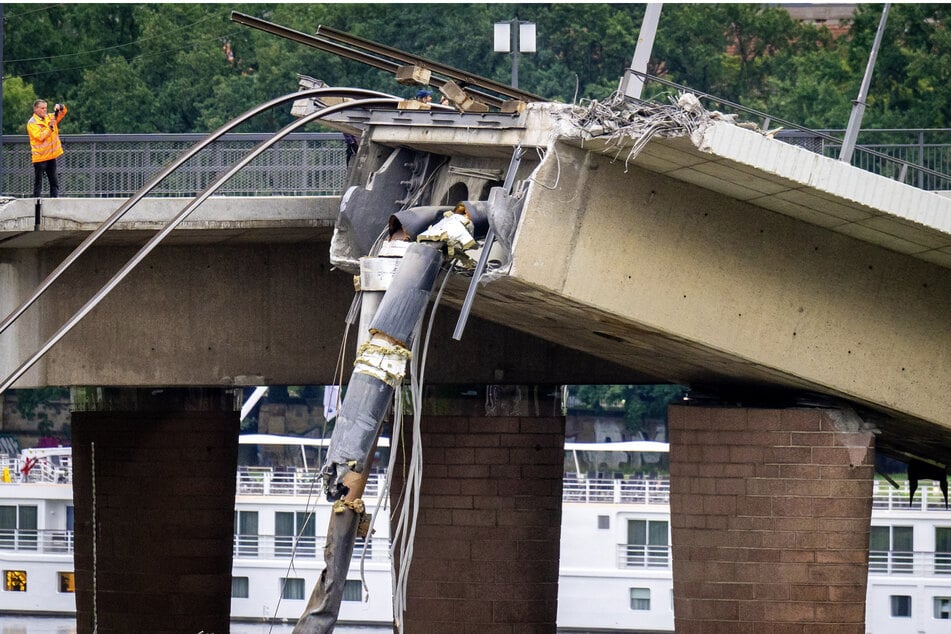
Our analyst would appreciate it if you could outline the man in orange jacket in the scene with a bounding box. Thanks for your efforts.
[27,100,68,198]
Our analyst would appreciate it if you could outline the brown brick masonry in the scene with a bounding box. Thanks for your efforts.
[390,386,565,634]
[669,405,874,634]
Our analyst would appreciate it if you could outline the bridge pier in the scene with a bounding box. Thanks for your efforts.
[388,385,564,633]
[70,388,239,634]
[669,404,874,633]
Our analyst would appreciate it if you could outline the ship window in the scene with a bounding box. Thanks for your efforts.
[869,525,913,573]
[935,597,951,619]
[232,576,249,599]
[276,511,316,558]
[58,572,75,593]
[281,577,305,600]
[626,519,669,568]
[630,587,650,610]
[3,570,27,592]
[891,595,912,618]
[343,580,362,602]
[0,505,38,551]
[598,515,609,530]
[936,527,951,574]
[234,511,259,558]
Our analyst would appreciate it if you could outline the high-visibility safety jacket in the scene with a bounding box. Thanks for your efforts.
[27,105,68,164]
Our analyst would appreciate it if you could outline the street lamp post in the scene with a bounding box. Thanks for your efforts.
[494,18,536,89]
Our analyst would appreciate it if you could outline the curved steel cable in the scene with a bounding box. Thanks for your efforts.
[0,96,399,394]
[0,87,394,340]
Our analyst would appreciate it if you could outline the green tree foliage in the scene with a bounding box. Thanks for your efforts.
[2,3,951,134]
[2,76,38,134]
[569,384,686,436]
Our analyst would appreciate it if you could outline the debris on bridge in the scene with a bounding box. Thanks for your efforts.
[552,91,765,170]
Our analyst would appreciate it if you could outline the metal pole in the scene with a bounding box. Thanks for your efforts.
[839,3,890,163]
[621,3,663,100]
[511,18,519,89]
[1,4,6,195]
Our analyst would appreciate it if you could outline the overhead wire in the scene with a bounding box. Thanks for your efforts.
[10,29,244,81]
[3,13,223,64]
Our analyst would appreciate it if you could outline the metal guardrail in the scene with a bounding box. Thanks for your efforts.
[0,132,350,198]
[869,550,951,577]
[617,543,671,570]
[0,528,74,554]
[237,466,386,499]
[872,480,951,511]
[777,129,951,192]
[630,70,951,192]
[4,122,951,199]
[233,533,388,562]
[563,476,670,505]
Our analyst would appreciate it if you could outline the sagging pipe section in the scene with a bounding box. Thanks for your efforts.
[293,195,487,633]
[293,241,443,634]
[322,241,444,499]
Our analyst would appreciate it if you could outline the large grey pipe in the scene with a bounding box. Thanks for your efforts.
[294,241,444,633]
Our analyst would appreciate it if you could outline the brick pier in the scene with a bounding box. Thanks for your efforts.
[669,405,874,633]
[389,385,564,633]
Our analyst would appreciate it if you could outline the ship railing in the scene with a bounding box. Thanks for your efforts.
[0,455,72,485]
[236,466,386,499]
[869,550,951,577]
[563,475,670,505]
[233,533,390,562]
[872,480,951,511]
[616,543,672,570]
[0,528,74,554]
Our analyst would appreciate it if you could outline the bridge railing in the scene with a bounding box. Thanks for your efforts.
[633,71,951,192]
[1,132,350,198]
[4,124,951,198]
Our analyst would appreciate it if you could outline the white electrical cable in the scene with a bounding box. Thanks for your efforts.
[389,267,450,633]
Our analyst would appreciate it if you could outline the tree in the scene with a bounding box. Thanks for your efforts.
[569,384,686,437]
[1,76,38,134]
[3,4,951,134]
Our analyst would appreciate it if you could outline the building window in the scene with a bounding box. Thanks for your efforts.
[891,595,912,618]
[626,519,669,568]
[598,515,610,530]
[934,597,951,620]
[343,580,362,602]
[630,587,650,610]
[234,510,259,558]
[276,512,316,558]
[232,576,249,599]
[58,572,75,593]
[4,570,27,592]
[869,525,913,573]
[281,577,305,600]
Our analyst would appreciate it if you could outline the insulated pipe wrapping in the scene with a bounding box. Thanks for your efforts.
[389,206,452,239]
[323,371,393,497]
[368,242,443,347]
[455,200,490,239]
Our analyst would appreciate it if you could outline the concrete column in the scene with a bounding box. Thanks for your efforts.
[389,385,564,633]
[669,405,874,633]
[70,388,239,633]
